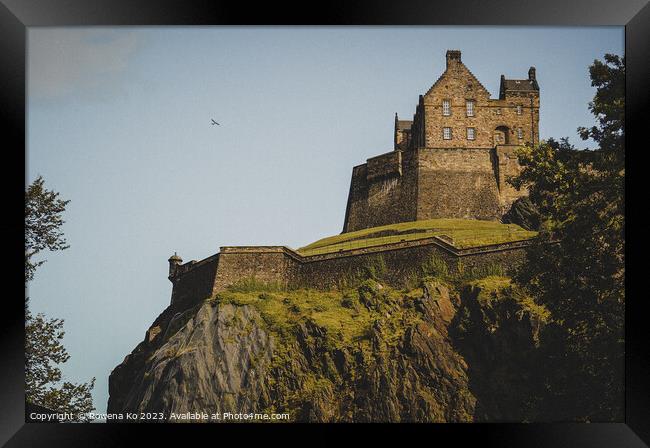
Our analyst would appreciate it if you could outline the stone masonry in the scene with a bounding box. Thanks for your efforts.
[343,50,538,232]
[167,237,532,309]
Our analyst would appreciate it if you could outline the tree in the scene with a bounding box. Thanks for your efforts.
[25,176,70,283]
[510,54,624,421]
[25,176,95,421]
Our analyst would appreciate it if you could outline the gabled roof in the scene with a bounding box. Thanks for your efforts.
[424,62,491,98]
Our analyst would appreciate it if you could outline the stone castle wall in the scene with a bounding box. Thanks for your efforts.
[342,146,527,231]
[296,239,527,290]
[213,247,298,291]
[170,254,220,306]
[342,150,418,233]
[495,145,527,207]
[415,148,501,221]
[168,239,530,308]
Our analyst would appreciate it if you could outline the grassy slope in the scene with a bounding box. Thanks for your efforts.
[210,279,425,351]
[469,276,550,322]
[213,288,374,344]
[297,218,537,256]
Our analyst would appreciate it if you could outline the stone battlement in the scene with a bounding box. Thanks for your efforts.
[168,236,534,309]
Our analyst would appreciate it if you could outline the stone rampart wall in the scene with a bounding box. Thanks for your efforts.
[169,239,532,307]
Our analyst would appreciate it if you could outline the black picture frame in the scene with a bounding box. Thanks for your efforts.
[2,0,648,446]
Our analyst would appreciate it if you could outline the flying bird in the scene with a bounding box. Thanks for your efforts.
[211,119,220,126]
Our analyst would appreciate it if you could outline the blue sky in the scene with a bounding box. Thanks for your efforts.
[27,26,624,414]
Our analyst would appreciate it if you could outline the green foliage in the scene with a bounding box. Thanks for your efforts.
[213,288,374,345]
[402,271,422,291]
[360,255,387,281]
[333,255,389,290]
[509,54,625,421]
[418,254,504,286]
[25,302,95,421]
[577,54,624,175]
[468,276,549,323]
[25,176,70,282]
[340,294,358,310]
[25,177,95,420]
[357,279,383,304]
[421,254,449,278]
[455,263,505,284]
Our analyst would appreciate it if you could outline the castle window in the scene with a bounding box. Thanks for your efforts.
[443,127,452,140]
[495,107,502,115]
[466,100,475,117]
[516,105,523,115]
[442,100,451,116]
[517,128,523,139]
[467,127,475,140]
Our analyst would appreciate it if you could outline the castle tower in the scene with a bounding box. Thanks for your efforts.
[342,50,537,233]
[497,65,540,147]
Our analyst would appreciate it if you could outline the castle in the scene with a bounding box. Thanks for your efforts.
[165,50,538,308]
[343,50,537,232]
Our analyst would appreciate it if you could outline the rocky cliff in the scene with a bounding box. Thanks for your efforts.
[108,275,548,422]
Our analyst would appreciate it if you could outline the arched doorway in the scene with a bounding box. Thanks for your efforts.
[494,126,510,145]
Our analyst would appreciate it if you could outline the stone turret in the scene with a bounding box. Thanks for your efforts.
[168,252,182,280]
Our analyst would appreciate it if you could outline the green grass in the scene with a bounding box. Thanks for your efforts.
[210,288,374,345]
[469,275,550,322]
[297,218,537,256]
[469,276,513,306]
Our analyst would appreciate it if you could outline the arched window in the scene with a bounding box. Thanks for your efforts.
[494,126,509,145]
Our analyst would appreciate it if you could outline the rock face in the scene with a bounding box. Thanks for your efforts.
[108,277,546,422]
[502,197,541,231]
[108,304,275,416]
[450,277,549,421]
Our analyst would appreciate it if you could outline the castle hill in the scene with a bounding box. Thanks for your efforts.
[25,26,626,427]
[163,50,540,308]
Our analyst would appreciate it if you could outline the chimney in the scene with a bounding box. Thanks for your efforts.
[445,50,462,68]
[528,66,536,81]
